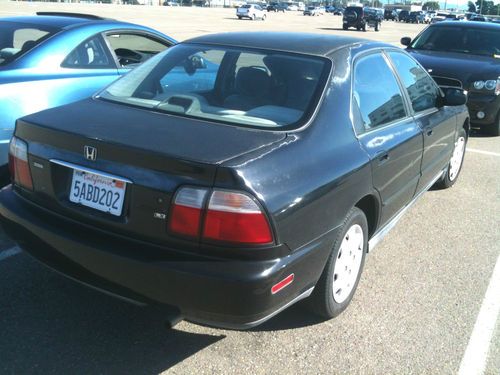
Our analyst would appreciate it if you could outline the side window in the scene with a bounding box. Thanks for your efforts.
[13,28,50,51]
[353,53,406,132]
[62,35,112,69]
[104,33,170,68]
[388,52,439,113]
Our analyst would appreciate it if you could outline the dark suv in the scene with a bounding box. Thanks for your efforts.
[343,6,381,31]
[384,9,397,20]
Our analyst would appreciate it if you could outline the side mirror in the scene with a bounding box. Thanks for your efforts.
[400,37,411,46]
[440,88,467,106]
[183,54,207,75]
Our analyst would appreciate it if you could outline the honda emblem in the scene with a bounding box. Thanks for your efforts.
[84,145,97,161]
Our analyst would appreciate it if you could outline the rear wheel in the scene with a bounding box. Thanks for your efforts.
[252,13,256,20]
[262,14,266,20]
[435,128,467,189]
[307,207,368,319]
[362,23,366,31]
[238,16,242,19]
[343,24,348,30]
[375,22,379,31]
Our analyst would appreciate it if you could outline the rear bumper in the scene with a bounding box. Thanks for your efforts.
[468,93,500,127]
[0,186,334,329]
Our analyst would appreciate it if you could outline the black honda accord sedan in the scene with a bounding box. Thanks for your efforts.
[401,21,500,135]
[0,32,469,329]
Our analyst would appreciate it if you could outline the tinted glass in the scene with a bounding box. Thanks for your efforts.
[105,33,170,68]
[388,52,439,113]
[0,22,59,66]
[99,44,329,129]
[353,53,406,132]
[62,35,112,69]
[410,25,500,57]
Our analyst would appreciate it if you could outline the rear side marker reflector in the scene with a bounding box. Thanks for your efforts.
[271,274,295,294]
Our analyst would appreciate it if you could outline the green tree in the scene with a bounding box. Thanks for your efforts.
[467,1,476,12]
[422,1,440,10]
[476,0,496,14]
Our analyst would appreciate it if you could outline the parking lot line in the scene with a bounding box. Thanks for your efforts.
[458,253,500,375]
[0,246,21,262]
[467,148,500,158]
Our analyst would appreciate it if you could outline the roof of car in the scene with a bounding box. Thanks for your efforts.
[184,32,381,56]
[431,20,500,29]
[0,14,124,29]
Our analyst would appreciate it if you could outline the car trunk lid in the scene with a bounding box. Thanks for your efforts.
[15,98,286,250]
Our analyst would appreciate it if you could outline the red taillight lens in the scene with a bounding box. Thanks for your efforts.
[8,137,33,191]
[168,187,207,238]
[203,191,273,245]
[169,188,273,246]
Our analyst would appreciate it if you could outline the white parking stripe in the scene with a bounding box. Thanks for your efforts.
[0,246,21,262]
[467,148,500,158]
[458,253,500,375]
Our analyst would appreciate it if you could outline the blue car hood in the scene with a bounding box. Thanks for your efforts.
[407,49,500,89]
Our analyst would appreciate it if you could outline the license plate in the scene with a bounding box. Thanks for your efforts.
[69,169,126,216]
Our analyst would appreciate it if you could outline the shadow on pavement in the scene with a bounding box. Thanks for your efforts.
[0,253,224,374]
[250,301,326,332]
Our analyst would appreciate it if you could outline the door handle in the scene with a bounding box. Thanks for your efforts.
[425,127,433,136]
[375,151,390,165]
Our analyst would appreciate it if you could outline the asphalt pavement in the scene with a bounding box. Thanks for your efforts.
[0,3,499,374]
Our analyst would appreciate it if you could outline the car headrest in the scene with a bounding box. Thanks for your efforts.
[235,67,271,96]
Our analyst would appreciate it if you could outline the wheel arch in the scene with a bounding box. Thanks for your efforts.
[462,116,470,135]
[354,194,379,239]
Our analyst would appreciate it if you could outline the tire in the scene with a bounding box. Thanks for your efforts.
[262,14,266,21]
[343,24,348,30]
[237,16,242,19]
[484,112,500,136]
[306,207,368,319]
[435,127,467,189]
[362,23,366,31]
[252,13,256,20]
[374,22,379,31]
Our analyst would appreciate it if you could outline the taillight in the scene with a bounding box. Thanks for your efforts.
[8,137,33,190]
[169,187,207,238]
[169,187,273,245]
[203,191,273,245]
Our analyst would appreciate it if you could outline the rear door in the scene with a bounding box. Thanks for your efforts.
[353,51,423,226]
[386,51,456,192]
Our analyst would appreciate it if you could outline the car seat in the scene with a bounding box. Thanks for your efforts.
[223,67,272,110]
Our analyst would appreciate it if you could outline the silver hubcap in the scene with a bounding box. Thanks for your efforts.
[332,224,364,304]
[449,136,466,181]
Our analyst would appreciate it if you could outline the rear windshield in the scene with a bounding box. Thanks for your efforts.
[0,22,60,66]
[410,25,500,57]
[98,44,330,130]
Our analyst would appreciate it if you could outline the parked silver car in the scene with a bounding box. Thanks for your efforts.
[237,4,266,20]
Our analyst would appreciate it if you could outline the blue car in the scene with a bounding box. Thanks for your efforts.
[0,12,176,180]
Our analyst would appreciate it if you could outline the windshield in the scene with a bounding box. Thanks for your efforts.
[98,44,330,129]
[410,26,500,57]
[0,22,60,66]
